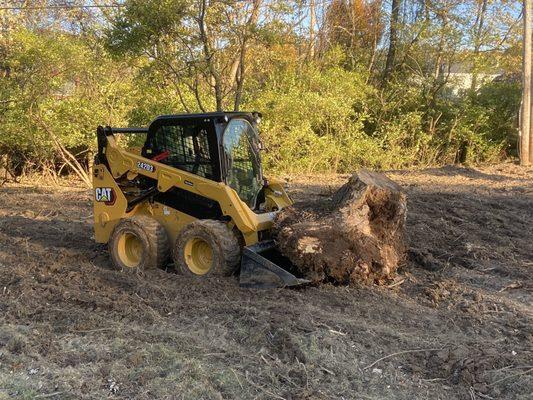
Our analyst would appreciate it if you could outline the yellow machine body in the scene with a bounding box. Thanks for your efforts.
[93,135,292,248]
[92,112,307,289]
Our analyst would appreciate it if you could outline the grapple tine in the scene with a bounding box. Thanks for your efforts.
[239,240,309,289]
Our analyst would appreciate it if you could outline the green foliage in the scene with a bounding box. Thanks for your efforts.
[0,1,523,178]
[449,81,521,164]
[248,62,371,172]
[245,56,520,174]
[105,0,190,57]
[1,29,133,172]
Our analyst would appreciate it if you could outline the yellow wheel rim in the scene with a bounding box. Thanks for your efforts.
[117,232,143,268]
[184,237,213,275]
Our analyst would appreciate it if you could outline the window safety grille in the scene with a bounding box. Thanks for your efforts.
[151,124,213,179]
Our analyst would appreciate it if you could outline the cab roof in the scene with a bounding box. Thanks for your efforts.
[151,111,259,123]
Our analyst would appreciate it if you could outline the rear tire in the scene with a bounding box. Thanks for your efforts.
[109,215,170,274]
[173,220,241,277]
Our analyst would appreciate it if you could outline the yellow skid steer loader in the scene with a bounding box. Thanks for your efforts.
[93,112,307,288]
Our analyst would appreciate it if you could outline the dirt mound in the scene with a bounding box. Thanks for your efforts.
[274,170,407,284]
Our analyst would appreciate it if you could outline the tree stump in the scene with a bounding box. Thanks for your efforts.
[273,170,407,285]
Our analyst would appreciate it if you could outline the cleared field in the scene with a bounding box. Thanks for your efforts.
[0,164,531,400]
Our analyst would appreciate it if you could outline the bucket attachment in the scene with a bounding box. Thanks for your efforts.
[239,240,310,289]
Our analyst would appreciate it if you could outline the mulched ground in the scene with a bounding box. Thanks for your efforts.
[0,163,531,399]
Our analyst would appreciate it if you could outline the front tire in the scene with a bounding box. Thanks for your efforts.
[109,215,170,274]
[173,220,241,277]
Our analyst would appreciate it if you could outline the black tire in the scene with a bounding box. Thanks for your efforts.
[173,220,241,277]
[109,215,170,274]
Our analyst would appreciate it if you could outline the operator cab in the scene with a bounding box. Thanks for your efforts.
[141,112,264,210]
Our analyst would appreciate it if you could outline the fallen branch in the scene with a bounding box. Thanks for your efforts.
[244,371,286,400]
[230,368,243,390]
[35,392,63,399]
[363,347,445,370]
[488,367,533,387]
[34,113,91,187]
[498,282,522,292]
[320,366,335,375]
[71,327,114,334]
[387,278,406,288]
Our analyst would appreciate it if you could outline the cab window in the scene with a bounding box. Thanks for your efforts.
[147,122,214,179]
[222,119,262,208]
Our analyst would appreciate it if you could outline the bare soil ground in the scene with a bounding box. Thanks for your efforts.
[0,163,531,400]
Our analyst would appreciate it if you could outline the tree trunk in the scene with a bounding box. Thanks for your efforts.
[233,0,261,111]
[309,0,316,59]
[383,0,401,83]
[198,0,224,111]
[471,0,488,91]
[522,0,532,165]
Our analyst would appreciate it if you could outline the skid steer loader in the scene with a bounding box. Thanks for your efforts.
[93,112,307,288]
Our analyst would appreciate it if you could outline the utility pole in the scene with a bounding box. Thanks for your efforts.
[521,0,531,165]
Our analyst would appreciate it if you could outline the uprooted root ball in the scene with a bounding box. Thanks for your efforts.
[274,170,407,285]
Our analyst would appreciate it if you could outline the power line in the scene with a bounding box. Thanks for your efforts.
[0,0,336,12]
[0,4,123,11]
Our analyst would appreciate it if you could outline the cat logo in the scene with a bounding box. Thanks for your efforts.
[95,187,116,205]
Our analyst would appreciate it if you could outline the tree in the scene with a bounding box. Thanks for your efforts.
[383,0,401,82]
[0,28,133,185]
[321,0,383,71]
[0,0,526,179]
[105,0,263,112]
